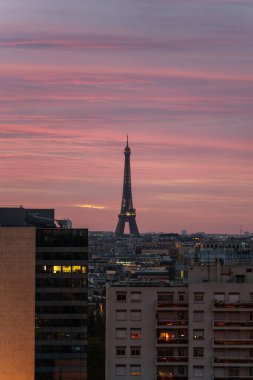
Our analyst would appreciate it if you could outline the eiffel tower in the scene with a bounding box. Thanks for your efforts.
[115,137,140,237]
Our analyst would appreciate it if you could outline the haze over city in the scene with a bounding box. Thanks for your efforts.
[1,0,253,233]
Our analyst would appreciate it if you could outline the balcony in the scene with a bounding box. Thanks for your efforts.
[213,339,253,348]
[157,303,188,309]
[214,301,253,311]
[157,320,188,327]
[157,356,188,364]
[157,338,188,345]
[214,356,253,366]
[214,320,253,329]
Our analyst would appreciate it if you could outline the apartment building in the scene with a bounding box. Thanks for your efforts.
[106,259,253,380]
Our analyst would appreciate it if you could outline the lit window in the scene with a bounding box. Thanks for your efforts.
[193,330,204,340]
[130,328,141,339]
[115,364,126,376]
[62,266,71,273]
[82,266,87,273]
[158,331,174,343]
[53,266,61,274]
[130,364,141,376]
[72,266,81,273]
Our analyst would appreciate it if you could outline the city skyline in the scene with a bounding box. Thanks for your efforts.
[1,1,253,233]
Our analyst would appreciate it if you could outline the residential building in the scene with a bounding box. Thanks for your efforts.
[106,259,253,380]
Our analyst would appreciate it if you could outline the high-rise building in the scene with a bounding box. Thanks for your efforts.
[0,227,35,380]
[106,259,253,380]
[115,138,140,237]
[35,228,88,380]
[0,207,88,380]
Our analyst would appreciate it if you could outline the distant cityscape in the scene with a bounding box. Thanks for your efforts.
[1,140,253,380]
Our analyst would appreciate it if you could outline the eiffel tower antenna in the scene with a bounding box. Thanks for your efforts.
[115,137,140,237]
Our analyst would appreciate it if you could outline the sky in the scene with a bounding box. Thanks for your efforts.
[1,0,253,233]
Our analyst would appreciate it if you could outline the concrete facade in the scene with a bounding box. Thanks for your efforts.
[106,260,253,380]
[0,228,35,380]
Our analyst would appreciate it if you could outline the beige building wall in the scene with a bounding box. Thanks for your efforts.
[0,228,35,380]
[106,261,253,380]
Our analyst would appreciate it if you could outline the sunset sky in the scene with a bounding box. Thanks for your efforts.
[1,0,253,233]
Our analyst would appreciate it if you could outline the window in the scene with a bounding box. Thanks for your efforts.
[194,292,204,302]
[131,291,141,302]
[130,309,141,321]
[214,293,225,302]
[52,265,87,274]
[116,310,127,321]
[179,292,185,302]
[193,366,204,377]
[193,348,204,357]
[193,330,204,341]
[229,368,239,377]
[236,275,245,283]
[157,347,173,357]
[250,293,253,302]
[178,311,185,320]
[115,365,126,376]
[116,328,127,339]
[178,330,186,338]
[158,331,174,343]
[229,293,240,302]
[72,265,82,273]
[178,348,185,357]
[130,346,141,356]
[193,311,204,322]
[130,328,141,339]
[130,364,141,376]
[116,347,126,356]
[62,265,71,273]
[178,366,185,375]
[158,293,173,303]
[117,292,127,302]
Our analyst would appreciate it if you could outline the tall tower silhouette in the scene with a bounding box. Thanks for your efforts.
[115,137,140,237]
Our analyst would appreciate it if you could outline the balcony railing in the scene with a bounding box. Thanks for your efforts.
[157,303,188,308]
[214,339,253,346]
[157,320,188,327]
[214,320,253,328]
[157,338,188,344]
[157,356,188,363]
[214,302,253,309]
[214,356,253,364]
